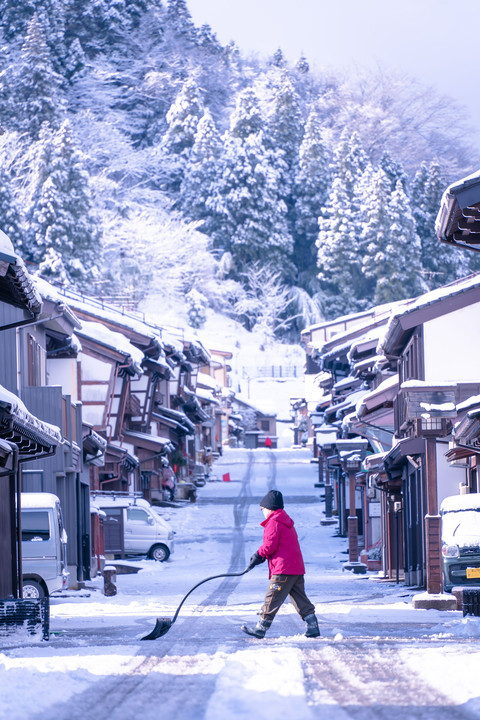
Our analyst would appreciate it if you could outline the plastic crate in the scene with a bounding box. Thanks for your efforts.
[0,597,50,640]
[462,588,480,617]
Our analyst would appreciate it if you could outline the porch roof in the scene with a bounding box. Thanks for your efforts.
[357,374,399,417]
[0,230,42,315]
[379,274,480,357]
[0,384,62,458]
[122,429,174,454]
[436,170,480,250]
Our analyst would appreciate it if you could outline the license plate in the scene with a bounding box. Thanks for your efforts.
[466,567,480,579]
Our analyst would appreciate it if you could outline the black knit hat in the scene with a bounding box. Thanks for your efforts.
[260,490,284,510]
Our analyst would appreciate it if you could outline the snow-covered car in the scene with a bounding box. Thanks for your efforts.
[440,493,480,592]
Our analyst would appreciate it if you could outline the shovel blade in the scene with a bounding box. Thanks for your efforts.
[141,617,173,641]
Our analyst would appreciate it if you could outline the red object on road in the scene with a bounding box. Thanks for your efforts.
[222,472,231,482]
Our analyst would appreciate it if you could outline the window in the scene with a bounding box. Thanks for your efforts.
[260,420,270,431]
[127,507,150,524]
[21,510,50,542]
[400,330,424,383]
[27,333,44,386]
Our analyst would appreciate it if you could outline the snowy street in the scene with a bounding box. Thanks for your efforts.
[2,449,480,720]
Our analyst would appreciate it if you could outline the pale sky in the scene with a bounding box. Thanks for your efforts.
[187,0,480,143]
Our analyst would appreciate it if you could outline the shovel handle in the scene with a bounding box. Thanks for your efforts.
[171,567,251,624]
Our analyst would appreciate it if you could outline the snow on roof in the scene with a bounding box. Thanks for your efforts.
[52,285,164,347]
[161,327,186,354]
[332,375,359,391]
[233,393,277,417]
[77,320,144,372]
[197,373,220,390]
[34,277,82,329]
[456,395,480,413]
[356,374,399,416]
[439,169,480,211]
[304,300,403,334]
[440,493,480,513]
[0,384,63,445]
[314,308,402,357]
[195,386,220,405]
[0,228,16,261]
[379,274,480,354]
[69,333,83,354]
[401,380,457,389]
[20,492,60,509]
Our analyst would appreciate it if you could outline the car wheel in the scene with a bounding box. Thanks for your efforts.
[150,544,170,562]
[22,580,46,599]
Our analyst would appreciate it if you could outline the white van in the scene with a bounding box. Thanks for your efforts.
[20,492,69,598]
[91,494,174,562]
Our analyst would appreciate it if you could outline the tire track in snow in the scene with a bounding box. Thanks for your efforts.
[302,641,476,720]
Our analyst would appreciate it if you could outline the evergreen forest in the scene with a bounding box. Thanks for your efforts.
[0,0,477,339]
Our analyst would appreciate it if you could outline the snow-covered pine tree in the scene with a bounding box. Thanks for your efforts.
[294,108,330,286]
[162,78,204,192]
[332,129,368,200]
[411,160,465,288]
[26,119,100,288]
[11,14,65,139]
[0,165,23,250]
[379,150,407,192]
[267,72,303,172]
[266,71,304,243]
[166,0,196,40]
[317,176,364,318]
[213,132,293,277]
[185,287,208,328]
[0,0,37,40]
[230,87,264,141]
[270,48,286,69]
[66,0,135,54]
[210,88,293,278]
[361,168,394,304]
[295,54,310,74]
[363,174,425,305]
[0,0,69,77]
[180,109,221,233]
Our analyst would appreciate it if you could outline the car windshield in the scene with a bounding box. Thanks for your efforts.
[442,509,480,546]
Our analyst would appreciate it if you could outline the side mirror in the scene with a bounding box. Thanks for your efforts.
[147,516,154,525]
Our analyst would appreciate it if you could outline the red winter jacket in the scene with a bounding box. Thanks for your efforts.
[258,509,305,578]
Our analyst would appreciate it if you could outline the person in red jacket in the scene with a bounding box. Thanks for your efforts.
[241,489,319,639]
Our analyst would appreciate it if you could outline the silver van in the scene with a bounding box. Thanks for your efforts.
[90,494,174,562]
[20,492,69,598]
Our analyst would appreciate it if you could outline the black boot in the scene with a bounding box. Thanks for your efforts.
[304,613,320,638]
[241,619,271,638]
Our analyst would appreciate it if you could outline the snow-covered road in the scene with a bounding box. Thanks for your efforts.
[1,448,480,720]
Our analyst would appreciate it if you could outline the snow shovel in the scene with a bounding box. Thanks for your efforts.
[141,566,252,640]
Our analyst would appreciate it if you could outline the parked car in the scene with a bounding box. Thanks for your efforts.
[20,492,69,598]
[90,494,174,562]
[441,493,480,592]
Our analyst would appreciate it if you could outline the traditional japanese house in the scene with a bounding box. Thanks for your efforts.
[73,319,143,494]
[0,233,62,598]
[377,275,480,599]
